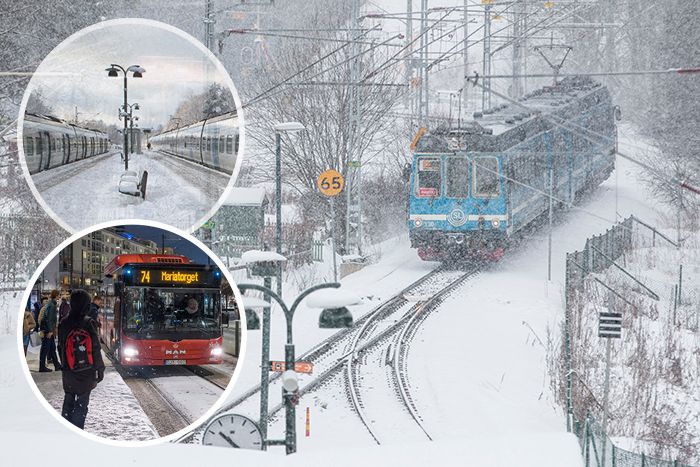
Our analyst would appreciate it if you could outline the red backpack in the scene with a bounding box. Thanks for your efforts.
[65,326,94,372]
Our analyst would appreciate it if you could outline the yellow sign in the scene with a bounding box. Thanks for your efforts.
[317,169,344,197]
[162,271,200,284]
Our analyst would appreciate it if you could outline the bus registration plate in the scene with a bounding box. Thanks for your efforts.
[165,359,187,365]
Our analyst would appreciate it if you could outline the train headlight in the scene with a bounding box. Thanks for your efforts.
[210,347,223,357]
[492,219,500,228]
[122,347,139,357]
[414,218,423,228]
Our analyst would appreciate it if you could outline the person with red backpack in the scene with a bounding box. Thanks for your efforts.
[58,290,105,429]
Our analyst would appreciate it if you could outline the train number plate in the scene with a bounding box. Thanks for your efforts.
[165,359,187,365]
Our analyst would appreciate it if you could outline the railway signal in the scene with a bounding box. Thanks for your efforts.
[599,310,622,466]
[598,311,622,338]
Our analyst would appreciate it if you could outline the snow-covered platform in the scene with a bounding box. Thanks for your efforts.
[25,344,157,440]
[31,150,231,231]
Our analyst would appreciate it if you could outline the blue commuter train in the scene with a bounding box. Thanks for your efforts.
[406,77,618,261]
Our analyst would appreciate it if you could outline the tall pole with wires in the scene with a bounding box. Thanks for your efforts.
[345,0,363,256]
[418,0,429,124]
[204,0,214,52]
[462,0,469,122]
[482,3,492,110]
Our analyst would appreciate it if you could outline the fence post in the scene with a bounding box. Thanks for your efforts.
[611,445,616,467]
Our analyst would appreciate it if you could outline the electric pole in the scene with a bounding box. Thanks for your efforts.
[482,2,492,110]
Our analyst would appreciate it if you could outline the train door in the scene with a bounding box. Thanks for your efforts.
[24,136,40,173]
[42,131,52,170]
[63,134,70,164]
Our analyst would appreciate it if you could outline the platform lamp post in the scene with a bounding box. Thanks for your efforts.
[273,122,306,299]
[241,253,359,455]
[106,64,145,170]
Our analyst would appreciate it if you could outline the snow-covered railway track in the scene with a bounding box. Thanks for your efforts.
[344,266,480,444]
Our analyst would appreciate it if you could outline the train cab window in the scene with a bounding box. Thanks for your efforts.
[415,157,441,197]
[226,135,233,154]
[24,137,34,155]
[445,157,470,198]
[473,157,500,198]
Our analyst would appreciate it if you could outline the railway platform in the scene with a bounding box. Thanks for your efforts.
[25,344,158,440]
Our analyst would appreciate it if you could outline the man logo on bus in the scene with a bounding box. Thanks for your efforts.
[161,271,200,284]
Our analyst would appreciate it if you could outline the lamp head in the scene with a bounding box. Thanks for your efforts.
[127,65,146,77]
[106,67,119,77]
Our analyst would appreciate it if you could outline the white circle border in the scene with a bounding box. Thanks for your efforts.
[16,18,246,235]
[15,218,249,447]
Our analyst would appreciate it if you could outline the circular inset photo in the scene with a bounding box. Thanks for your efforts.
[17,19,244,233]
[17,221,247,443]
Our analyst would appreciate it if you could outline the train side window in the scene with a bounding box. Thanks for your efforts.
[36,136,43,156]
[226,135,233,154]
[473,157,500,198]
[219,136,225,152]
[445,157,469,198]
[24,137,34,155]
[206,137,211,151]
[234,135,240,153]
[415,157,441,197]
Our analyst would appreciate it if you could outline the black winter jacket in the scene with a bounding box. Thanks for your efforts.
[58,317,106,394]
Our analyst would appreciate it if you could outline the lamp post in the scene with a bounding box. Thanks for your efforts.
[240,254,359,455]
[272,122,306,299]
[106,64,145,170]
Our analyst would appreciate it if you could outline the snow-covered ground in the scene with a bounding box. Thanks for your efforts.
[32,150,231,231]
[0,125,681,465]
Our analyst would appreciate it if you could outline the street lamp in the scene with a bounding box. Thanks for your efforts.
[273,122,306,299]
[240,268,360,455]
[106,64,145,170]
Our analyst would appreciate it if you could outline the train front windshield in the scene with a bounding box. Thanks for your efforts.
[122,287,221,339]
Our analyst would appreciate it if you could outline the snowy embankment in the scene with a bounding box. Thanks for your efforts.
[569,232,700,463]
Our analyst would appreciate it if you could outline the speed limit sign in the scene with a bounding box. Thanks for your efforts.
[317,169,344,197]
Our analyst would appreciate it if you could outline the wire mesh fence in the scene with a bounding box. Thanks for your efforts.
[577,413,694,467]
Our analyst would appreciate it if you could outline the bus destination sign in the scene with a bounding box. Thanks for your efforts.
[123,267,221,288]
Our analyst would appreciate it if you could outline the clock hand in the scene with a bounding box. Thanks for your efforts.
[218,432,240,448]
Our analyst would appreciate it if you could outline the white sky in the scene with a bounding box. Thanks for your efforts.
[28,22,232,129]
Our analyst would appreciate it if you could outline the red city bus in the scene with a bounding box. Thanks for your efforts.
[100,254,226,366]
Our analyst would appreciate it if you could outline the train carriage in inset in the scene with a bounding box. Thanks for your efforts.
[407,76,617,261]
[150,112,239,175]
[22,113,111,174]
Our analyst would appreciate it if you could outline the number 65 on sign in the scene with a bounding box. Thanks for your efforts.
[317,169,344,197]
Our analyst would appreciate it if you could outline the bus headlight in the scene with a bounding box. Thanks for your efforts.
[123,347,139,357]
[492,220,500,228]
[210,347,223,357]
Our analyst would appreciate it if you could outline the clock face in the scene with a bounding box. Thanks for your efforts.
[202,413,263,450]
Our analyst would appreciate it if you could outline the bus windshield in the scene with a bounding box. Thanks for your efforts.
[122,287,221,339]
